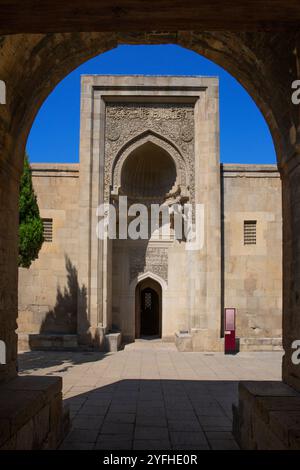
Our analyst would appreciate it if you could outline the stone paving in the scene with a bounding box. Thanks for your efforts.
[18,339,283,450]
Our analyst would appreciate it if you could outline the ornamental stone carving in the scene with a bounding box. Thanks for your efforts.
[130,245,168,282]
[106,126,121,142]
[112,132,188,192]
[180,125,194,143]
[104,102,195,202]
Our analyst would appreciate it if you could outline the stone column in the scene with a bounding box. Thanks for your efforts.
[192,79,222,351]
[0,158,19,382]
[77,77,106,348]
[282,154,300,392]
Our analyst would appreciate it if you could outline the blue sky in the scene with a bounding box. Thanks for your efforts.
[27,45,276,165]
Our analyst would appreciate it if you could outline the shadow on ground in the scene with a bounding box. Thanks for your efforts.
[61,379,240,450]
[18,350,109,374]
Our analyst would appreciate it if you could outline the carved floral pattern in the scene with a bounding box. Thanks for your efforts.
[130,246,168,282]
[104,103,195,202]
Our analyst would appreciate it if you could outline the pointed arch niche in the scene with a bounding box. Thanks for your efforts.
[110,131,190,201]
[130,271,167,339]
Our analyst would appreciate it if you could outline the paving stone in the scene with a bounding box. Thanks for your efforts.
[64,428,99,443]
[137,407,166,417]
[205,431,235,440]
[20,348,282,451]
[109,404,137,414]
[194,406,225,417]
[133,439,171,450]
[168,420,202,432]
[209,439,240,450]
[60,442,94,450]
[139,393,163,401]
[79,404,108,416]
[95,436,132,450]
[136,415,167,427]
[134,426,169,440]
[197,415,232,428]
[172,444,210,450]
[170,431,208,447]
[166,409,196,420]
[72,416,103,429]
[104,412,136,424]
[101,422,134,435]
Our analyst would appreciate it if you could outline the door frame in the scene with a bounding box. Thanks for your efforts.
[135,278,162,338]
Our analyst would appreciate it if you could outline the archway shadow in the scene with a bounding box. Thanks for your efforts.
[18,350,108,375]
[60,378,241,450]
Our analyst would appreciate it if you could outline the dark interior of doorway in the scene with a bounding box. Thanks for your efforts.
[140,287,159,336]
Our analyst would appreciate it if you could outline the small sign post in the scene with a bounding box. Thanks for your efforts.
[224,308,236,354]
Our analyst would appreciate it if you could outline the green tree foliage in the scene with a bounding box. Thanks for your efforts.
[19,153,44,268]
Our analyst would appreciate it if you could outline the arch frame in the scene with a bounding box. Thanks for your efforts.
[131,271,166,339]
[0,31,295,388]
[111,130,189,195]
[0,31,287,178]
[129,270,168,294]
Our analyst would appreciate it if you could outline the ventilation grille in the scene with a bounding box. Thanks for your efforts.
[244,220,257,245]
[42,218,53,242]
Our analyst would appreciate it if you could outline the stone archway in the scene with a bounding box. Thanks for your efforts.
[0,26,300,449]
[131,271,167,340]
[0,32,295,384]
[135,277,162,339]
[111,131,189,195]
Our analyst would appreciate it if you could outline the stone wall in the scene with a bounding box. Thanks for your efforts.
[233,381,300,450]
[17,160,283,351]
[18,164,80,343]
[0,376,68,450]
[222,164,282,350]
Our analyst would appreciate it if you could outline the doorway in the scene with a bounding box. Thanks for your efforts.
[135,278,162,338]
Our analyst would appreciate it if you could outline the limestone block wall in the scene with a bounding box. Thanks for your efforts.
[222,164,282,349]
[18,164,80,337]
[17,161,283,351]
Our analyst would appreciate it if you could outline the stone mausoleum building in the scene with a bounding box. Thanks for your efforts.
[18,75,282,353]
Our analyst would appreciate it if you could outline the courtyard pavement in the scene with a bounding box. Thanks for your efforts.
[18,339,283,450]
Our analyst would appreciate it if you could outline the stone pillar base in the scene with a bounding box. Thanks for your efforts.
[175,332,193,352]
[233,381,300,449]
[105,332,122,352]
[0,375,68,449]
